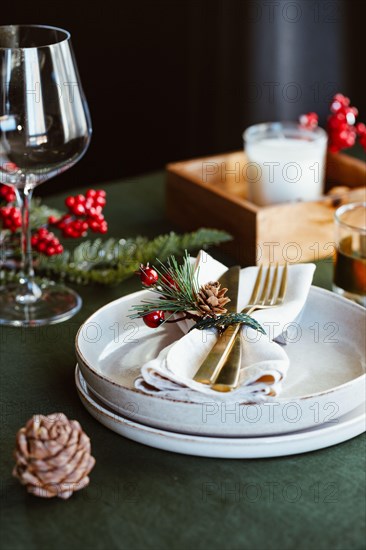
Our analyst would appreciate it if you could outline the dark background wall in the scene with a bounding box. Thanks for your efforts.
[2,0,366,195]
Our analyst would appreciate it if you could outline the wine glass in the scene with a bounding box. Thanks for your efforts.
[0,25,92,326]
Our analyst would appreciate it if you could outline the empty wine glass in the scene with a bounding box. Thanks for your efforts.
[0,25,92,326]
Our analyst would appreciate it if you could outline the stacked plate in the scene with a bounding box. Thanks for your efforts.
[75,286,366,458]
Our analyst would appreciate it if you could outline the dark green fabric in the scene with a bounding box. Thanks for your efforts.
[1,173,365,550]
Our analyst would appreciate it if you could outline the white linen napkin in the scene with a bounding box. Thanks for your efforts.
[135,252,315,403]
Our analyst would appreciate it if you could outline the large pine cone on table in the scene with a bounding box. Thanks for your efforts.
[13,413,95,499]
[195,281,230,316]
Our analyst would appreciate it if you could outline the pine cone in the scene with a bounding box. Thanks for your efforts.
[13,413,95,499]
[195,281,230,316]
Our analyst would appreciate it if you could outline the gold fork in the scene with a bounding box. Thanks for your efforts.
[193,263,288,386]
[211,262,288,392]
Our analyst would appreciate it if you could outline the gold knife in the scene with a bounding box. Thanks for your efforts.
[210,324,242,391]
[193,265,241,384]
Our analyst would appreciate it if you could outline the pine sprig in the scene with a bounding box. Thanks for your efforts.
[189,312,266,334]
[33,229,231,285]
[129,252,200,319]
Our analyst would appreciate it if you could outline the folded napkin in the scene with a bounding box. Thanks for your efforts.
[135,252,315,403]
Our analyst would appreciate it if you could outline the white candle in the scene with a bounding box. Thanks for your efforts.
[243,123,328,206]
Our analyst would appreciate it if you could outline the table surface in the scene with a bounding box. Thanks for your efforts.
[1,172,365,550]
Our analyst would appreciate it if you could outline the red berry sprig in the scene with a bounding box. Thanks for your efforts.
[327,94,360,153]
[31,228,64,257]
[50,189,108,238]
[299,112,318,129]
[300,93,366,154]
[0,185,108,257]
[0,205,22,232]
[143,310,165,328]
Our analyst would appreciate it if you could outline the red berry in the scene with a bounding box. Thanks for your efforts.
[1,206,11,216]
[94,195,106,207]
[86,189,97,199]
[65,196,75,209]
[73,203,86,216]
[143,311,165,328]
[162,273,179,289]
[96,190,106,198]
[45,246,56,256]
[38,227,49,238]
[328,115,346,131]
[89,220,101,232]
[299,112,318,129]
[38,241,48,253]
[62,225,75,237]
[334,93,350,105]
[72,220,82,230]
[330,94,350,113]
[139,265,159,286]
[85,198,94,211]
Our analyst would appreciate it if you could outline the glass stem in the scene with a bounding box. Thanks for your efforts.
[15,186,42,305]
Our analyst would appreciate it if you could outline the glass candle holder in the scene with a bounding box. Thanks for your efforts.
[333,202,366,307]
[243,122,328,206]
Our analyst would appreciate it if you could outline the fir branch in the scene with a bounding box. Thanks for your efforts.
[189,313,266,334]
[33,229,231,286]
[133,228,231,266]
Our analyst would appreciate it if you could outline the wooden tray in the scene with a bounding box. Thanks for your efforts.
[166,151,366,265]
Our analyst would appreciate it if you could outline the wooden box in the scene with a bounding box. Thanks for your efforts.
[166,151,366,265]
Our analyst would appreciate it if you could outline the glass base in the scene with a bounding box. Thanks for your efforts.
[332,284,366,308]
[0,282,82,327]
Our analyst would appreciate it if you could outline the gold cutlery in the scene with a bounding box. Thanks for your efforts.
[193,265,241,384]
[212,263,288,392]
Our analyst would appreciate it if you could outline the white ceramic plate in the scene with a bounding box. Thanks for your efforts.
[76,366,366,459]
[76,286,366,437]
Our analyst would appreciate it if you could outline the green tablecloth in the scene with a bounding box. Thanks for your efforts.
[1,173,365,550]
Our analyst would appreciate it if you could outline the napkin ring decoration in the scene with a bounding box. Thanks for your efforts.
[129,251,264,335]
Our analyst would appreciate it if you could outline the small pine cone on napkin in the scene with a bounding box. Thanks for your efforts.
[195,281,230,316]
[13,413,95,499]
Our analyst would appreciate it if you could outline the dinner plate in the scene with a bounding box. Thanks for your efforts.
[75,366,366,459]
[76,286,366,437]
